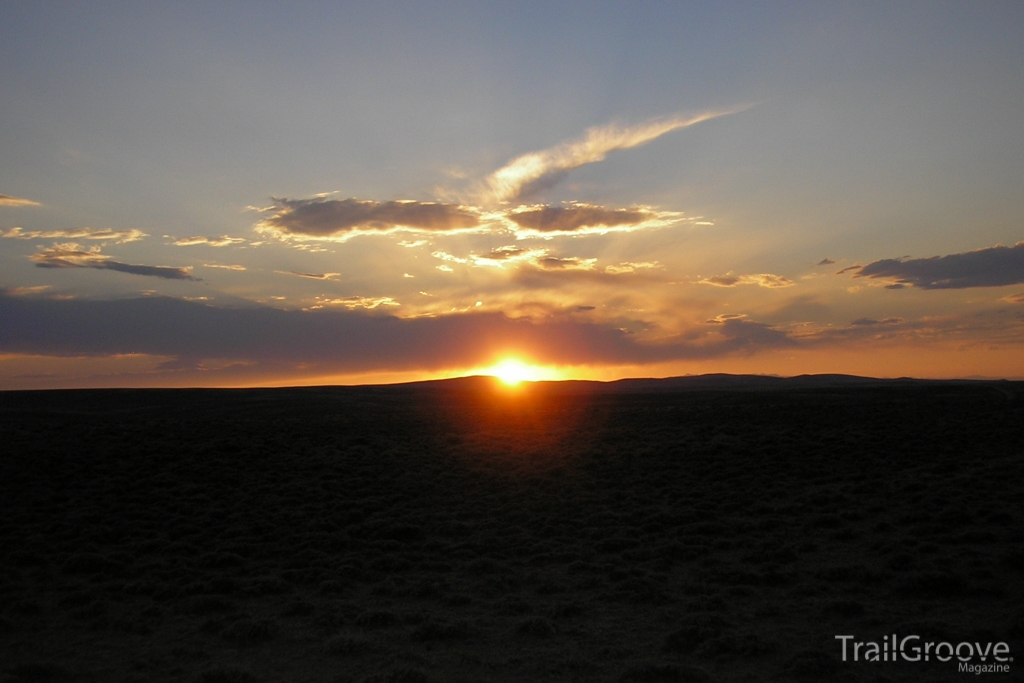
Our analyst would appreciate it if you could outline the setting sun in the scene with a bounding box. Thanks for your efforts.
[486,359,552,386]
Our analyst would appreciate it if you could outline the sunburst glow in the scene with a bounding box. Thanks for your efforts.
[485,358,555,386]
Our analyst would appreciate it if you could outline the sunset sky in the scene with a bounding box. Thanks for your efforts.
[2,2,1023,388]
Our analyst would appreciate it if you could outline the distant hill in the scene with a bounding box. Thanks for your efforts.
[392,372,1020,396]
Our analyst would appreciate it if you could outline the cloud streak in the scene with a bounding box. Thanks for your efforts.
[28,243,197,280]
[257,197,482,242]
[275,270,340,280]
[0,194,41,207]
[850,242,1024,289]
[3,227,147,243]
[699,273,795,288]
[170,235,246,247]
[485,108,747,203]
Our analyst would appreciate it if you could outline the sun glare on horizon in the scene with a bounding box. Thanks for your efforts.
[485,358,555,386]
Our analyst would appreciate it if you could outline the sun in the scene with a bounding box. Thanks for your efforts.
[487,358,544,386]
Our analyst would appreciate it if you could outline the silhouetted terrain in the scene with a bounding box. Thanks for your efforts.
[1,377,1022,682]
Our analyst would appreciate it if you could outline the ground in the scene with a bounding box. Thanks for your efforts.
[1,378,1022,682]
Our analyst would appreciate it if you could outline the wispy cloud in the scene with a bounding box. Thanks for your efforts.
[170,235,246,247]
[0,194,41,208]
[257,197,483,242]
[533,255,596,271]
[850,317,904,326]
[7,285,51,296]
[310,295,400,310]
[275,270,340,280]
[604,261,660,275]
[850,242,1024,289]
[3,227,147,243]
[29,243,197,280]
[485,108,748,203]
[699,273,795,288]
[203,263,247,271]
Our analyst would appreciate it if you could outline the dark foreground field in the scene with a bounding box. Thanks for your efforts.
[1,377,1022,683]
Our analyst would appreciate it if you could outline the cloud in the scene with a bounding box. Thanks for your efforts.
[203,263,247,271]
[256,196,482,242]
[470,246,551,268]
[604,262,660,275]
[275,270,340,280]
[485,108,748,203]
[477,246,530,261]
[0,292,796,377]
[505,204,680,237]
[0,194,41,207]
[2,227,147,243]
[850,317,904,326]
[28,243,197,280]
[7,285,51,296]
[534,255,596,271]
[850,242,1024,289]
[1002,292,1024,304]
[311,296,400,310]
[170,235,246,247]
[817,258,835,266]
[699,273,794,288]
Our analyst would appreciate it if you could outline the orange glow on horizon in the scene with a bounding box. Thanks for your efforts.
[482,358,561,386]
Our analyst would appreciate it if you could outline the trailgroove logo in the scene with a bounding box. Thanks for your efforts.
[836,635,1013,674]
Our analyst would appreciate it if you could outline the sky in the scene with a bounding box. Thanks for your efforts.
[2,1,1023,388]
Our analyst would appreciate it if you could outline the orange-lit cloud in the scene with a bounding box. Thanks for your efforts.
[533,255,596,271]
[850,317,904,326]
[257,196,483,242]
[28,243,197,280]
[484,108,748,203]
[3,227,147,243]
[505,204,681,237]
[699,273,795,288]
[276,270,340,280]
[311,295,400,310]
[604,262,660,275]
[170,235,246,247]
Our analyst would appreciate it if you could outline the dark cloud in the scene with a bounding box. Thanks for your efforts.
[29,243,197,280]
[835,265,861,275]
[0,292,796,378]
[851,241,1024,289]
[817,258,835,266]
[257,197,481,240]
[507,205,658,233]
